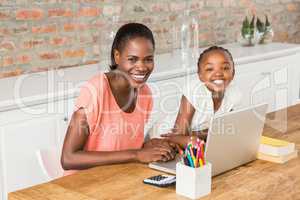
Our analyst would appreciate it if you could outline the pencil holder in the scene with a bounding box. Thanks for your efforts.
[176,162,212,199]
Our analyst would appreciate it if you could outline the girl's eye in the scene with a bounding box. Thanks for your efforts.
[205,68,213,72]
[128,57,137,63]
[223,64,231,70]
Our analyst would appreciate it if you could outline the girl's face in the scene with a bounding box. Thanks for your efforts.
[114,37,154,88]
[198,50,234,94]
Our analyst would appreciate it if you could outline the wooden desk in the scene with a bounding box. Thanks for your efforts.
[9,104,300,200]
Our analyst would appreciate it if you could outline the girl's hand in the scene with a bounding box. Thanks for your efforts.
[136,145,176,163]
[160,133,190,147]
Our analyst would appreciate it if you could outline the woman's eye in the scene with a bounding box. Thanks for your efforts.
[205,68,213,72]
[145,58,153,63]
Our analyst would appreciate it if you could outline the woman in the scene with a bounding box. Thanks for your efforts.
[61,23,176,172]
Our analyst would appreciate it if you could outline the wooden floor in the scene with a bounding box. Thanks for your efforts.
[9,104,300,200]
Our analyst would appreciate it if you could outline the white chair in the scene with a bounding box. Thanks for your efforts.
[36,147,64,181]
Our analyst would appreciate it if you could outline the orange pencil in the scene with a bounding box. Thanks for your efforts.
[200,141,206,165]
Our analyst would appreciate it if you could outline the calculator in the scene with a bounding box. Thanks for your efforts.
[143,174,176,187]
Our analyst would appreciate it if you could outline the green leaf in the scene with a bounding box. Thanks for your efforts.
[256,17,265,33]
[244,15,255,37]
[265,15,271,27]
[241,16,251,38]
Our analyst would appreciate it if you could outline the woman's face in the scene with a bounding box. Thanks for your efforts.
[198,50,234,94]
[114,37,154,88]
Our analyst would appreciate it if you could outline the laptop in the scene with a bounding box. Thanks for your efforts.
[148,103,268,176]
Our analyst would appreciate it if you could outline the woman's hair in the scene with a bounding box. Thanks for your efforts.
[110,23,155,70]
[197,46,235,74]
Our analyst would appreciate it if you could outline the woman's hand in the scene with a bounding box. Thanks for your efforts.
[136,142,176,163]
[143,138,176,149]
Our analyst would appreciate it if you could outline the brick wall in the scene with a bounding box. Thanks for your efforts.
[0,0,299,78]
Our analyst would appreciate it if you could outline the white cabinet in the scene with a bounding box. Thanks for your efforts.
[55,97,76,148]
[233,70,272,111]
[296,67,300,104]
[150,77,184,114]
[234,54,297,112]
[147,77,184,136]
[0,116,59,193]
[289,53,300,104]
[0,97,75,198]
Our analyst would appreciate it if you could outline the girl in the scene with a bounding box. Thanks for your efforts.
[61,23,176,172]
[159,46,241,146]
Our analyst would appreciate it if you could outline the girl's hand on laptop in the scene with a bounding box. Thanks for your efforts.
[160,133,190,148]
[161,128,208,147]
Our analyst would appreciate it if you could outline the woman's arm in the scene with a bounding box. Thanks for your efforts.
[61,108,175,170]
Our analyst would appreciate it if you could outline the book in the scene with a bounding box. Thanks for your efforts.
[259,136,295,156]
[257,150,298,164]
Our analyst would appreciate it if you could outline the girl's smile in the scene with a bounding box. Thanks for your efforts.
[198,49,234,95]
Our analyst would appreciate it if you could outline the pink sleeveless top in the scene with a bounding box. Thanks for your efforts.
[64,73,152,175]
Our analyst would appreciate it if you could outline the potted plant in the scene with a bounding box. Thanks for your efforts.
[261,15,274,44]
[240,16,259,46]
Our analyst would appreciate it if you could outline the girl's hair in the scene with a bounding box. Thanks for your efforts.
[110,23,155,70]
[197,46,235,73]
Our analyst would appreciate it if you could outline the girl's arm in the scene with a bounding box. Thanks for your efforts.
[161,96,208,147]
[173,95,195,135]
[191,129,208,141]
[160,96,195,147]
[61,108,175,170]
